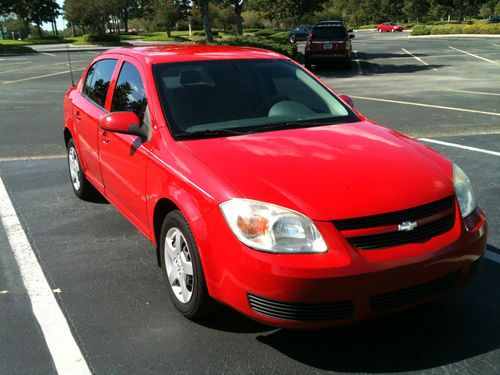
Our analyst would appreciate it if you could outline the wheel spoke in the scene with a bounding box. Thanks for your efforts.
[167,266,178,285]
[180,253,193,276]
[179,276,189,303]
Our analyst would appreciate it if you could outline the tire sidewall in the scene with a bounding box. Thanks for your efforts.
[67,139,85,198]
[160,210,206,317]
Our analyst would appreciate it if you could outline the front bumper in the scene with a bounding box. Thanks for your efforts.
[199,205,487,329]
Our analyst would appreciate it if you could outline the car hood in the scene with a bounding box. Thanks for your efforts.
[179,121,454,221]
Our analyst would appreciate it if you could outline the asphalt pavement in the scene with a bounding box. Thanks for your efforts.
[1,31,499,374]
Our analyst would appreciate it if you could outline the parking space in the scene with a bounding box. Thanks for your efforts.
[1,33,499,374]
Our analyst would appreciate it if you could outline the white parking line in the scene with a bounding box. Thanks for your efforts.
[448,46,499,65]
[2,68,85,84]
[349,95,500,117]
[0,176,91,375]
[486,251,500,264]
[401,48,438,71]
[0,154,66,162]
[353,51,363,75]
[447,89,500,97]
[41,52,57,57]
[0,59,89,75]
[418,138,500,157]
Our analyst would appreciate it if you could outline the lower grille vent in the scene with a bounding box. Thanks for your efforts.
[248,293,354,321]
[369,271,461,312]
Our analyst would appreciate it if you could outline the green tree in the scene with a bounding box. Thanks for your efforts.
[403,0,430,22]
[154,0,182,37]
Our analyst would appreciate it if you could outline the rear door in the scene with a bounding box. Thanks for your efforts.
[72,59,118,190]
[98,58,151,235]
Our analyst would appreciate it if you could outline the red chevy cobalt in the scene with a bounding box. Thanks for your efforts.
[63,45,486,329]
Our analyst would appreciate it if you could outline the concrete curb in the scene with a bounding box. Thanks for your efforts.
[408,34,500,38]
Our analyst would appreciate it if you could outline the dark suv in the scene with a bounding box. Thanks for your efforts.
[304,24,354,69]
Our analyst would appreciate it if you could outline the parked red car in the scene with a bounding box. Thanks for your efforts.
[377,22,404,32]
[64,45,486,329]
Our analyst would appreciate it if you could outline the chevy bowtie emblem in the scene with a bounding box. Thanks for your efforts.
[398,221,417,232]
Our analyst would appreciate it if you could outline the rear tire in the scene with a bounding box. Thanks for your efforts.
[160,210,215,319]
[304,57,312,69]
[67,138,97,200]
[289,34,296,44]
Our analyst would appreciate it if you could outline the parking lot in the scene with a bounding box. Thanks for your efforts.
[1,31,499,374]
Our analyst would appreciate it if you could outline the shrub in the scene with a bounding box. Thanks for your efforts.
[82,34,121,43]
[411,23,500,35]
[358,24,377,30]
[253,29,277,37]
[269,31,289,43]
[192,30,219,36]
[218,36,297,58]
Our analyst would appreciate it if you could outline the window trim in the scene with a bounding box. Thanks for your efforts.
[81,58,118,111]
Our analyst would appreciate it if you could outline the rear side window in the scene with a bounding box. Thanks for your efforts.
[312,26,347,40]
[111,62,148,122]
[83,59,117,107]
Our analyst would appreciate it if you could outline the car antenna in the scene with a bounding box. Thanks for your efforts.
[65,40,75,86]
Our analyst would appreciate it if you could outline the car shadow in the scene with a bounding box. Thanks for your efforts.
[253,251,500,372]
[295,51,446,78]
[196,305,276,334]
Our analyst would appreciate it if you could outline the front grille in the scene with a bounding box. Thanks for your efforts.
[369,271,461,312]
[247,293,354,321]
[348,215,454,250]
[333,196,455,250]
[334,196,454,230]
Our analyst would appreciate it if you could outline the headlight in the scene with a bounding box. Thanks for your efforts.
[220,199,327,253]
[453,164,476,217]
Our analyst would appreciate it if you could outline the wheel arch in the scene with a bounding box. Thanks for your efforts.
[152,198,180,267]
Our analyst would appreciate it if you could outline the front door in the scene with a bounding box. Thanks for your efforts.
[98,59,150,235]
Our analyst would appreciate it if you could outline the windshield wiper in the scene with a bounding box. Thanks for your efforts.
[251,119,337,133]
[175,128,246,140]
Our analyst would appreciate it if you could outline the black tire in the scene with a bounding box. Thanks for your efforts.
[344,58,352,69]
[67,138,97,200]
[160,210,215,319]
[289,34,296,44]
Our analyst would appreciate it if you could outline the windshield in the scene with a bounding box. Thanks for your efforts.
[153,59,358,140]
[311,26,347,40]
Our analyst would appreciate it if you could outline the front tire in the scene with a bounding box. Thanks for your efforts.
[67,138,96,200]
[160,210,214,319]
[289,34,296,44]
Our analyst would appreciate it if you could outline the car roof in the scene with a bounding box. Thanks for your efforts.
[103,45,286,65]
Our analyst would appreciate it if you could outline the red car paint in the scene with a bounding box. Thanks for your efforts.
[64,46,486,328]
[376,22,404,32]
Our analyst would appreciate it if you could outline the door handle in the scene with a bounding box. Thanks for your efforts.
[75,110,82,121]
[99,129,110,144]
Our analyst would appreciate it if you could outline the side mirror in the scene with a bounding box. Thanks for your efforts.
[99,112,148,140]
[349,34,355,39]
[339,95,354,108]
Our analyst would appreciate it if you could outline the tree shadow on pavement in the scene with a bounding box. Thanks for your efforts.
[255,254,500,372]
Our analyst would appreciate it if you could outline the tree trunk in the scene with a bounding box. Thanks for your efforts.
[234,0,243,35]
[200,0,213,42]
[71,23,76,37]
[0,24,5,40]
[54,18,59,36]
[36,22,43,37]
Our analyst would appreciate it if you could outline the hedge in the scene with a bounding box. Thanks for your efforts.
[268,31,289,43]
[192,30,219,36]
[82,34,121,43]
[411,23,500,35]
[217,36,297,58]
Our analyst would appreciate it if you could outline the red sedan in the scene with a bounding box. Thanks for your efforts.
[377,22,404,32]
[63,45,486,329]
